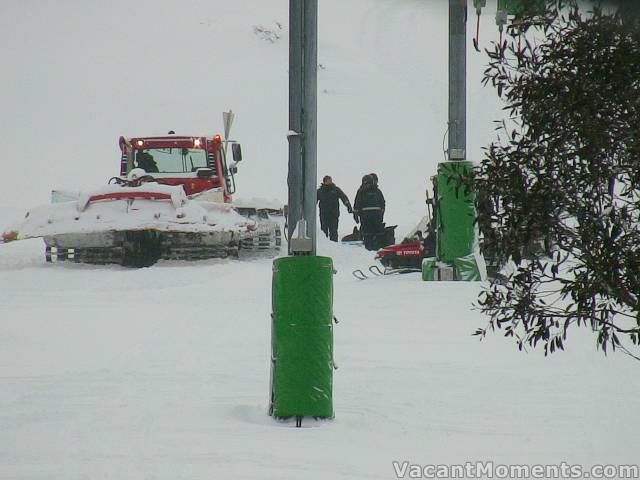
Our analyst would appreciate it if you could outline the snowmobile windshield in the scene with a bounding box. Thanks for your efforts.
[135,148,208,173]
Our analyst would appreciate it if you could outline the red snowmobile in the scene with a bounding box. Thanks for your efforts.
[374,215,436,270]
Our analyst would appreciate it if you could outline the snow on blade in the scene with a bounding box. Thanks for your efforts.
[6,184,251,242]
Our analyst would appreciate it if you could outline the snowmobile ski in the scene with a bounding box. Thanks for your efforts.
[352,265,421,280]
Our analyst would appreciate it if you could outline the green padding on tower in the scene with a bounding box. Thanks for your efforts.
[270,256,334,419]
[454,254,483,282]
[422,257,437,281]
[437,162,475,262]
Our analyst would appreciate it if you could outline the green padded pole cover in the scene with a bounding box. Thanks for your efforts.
[421,257,437,281]
[270,256,334,418]
[437,161,476,262]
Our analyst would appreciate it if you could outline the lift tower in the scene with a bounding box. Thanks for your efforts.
[422,0,485,281]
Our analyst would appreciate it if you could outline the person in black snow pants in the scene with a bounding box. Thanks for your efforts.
[353,174,386,250]
[316,175,353,242]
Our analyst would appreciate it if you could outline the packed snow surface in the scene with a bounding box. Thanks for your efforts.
[1,0,639,479]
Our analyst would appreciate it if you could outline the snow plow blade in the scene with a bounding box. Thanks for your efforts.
[2,183,280,267]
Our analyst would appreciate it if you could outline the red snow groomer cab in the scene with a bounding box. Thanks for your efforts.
[119,133,241,200]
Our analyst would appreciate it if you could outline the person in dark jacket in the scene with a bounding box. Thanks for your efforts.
[136,150,159,173]
[316,175,352,241]
[353,174,386,249]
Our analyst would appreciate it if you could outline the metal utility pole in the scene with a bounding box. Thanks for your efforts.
[423,0,486,281]
[270,2,333,429]
[448,0,467,161]
[288,0,318,255]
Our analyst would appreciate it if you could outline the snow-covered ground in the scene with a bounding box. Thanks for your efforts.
[1,1,639,479]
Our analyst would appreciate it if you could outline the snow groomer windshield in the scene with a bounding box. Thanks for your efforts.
[134,148,208,173]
